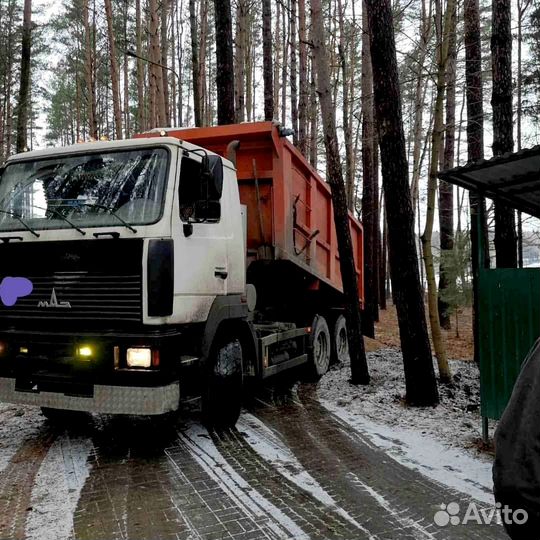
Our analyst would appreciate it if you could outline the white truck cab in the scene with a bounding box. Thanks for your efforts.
[0,137,257,425]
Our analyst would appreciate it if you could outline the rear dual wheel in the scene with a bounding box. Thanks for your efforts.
[307,315,331,380]
[332,314,349,364]
[307,314,349,380]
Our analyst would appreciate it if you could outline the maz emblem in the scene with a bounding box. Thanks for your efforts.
[38,288,72,309]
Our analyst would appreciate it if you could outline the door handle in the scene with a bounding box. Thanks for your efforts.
[214,268,228,279]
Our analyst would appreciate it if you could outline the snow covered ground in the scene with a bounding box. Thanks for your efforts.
[317,349,496,504]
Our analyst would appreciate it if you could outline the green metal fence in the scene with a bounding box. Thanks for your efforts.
[478,268,540,420]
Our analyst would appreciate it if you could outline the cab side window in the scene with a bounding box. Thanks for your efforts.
[178,156,221,223]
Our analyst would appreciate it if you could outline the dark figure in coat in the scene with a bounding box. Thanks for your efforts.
[494,338,540,539]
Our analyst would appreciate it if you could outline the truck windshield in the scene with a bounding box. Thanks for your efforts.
[0,147,169,233]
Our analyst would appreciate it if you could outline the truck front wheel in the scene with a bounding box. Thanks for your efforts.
[307,315,331,380]
[202,339,243,429]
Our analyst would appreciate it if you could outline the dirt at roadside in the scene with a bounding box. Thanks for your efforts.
[367,303,474,361]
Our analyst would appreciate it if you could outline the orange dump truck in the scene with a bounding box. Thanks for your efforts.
[0,121,362,427]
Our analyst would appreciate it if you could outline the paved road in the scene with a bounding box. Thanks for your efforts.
[0,384,507,540]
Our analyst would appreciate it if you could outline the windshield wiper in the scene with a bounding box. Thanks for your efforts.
[34,205,86,236]
[77,203,138,233]
[0,209,40,237]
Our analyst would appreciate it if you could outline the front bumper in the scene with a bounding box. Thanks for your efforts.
[0,377,180,415]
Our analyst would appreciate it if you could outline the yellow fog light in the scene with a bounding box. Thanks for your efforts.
[77,346,93,358]
[19,347,29,354]
[126,348,151,368]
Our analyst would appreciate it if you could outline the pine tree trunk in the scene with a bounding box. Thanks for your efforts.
[154,3,166,126]
[161,0,171,127]
[244,7,253,122]
[492,0,517,268]
[421,0,453,383]
[200,0,209,125]
[213,0,235,125]
[273,0,281,118]
[123,1,130,137]
[360,1,378,338]
[516,0,530,268]
[189,0,202,126]
[16,0,32,152]
[104,0,123,139]
[410,0,432,217]
[3,1,15,157]
[148,0,159,127]
[234,0,246,122]
[170,3,177,125]
[464,0,489,366]
[290,0,298,144]
[379,198,387,310]
[262,0,273,121]
[298,0,308,153]
[135,0,145,132]
[438,0,456,330]
[280,3,288,126]
[83,0,97,138]
[337,0,354,208]
[365,0,439,405]
[308,21,318,168]
[311,0,370,386]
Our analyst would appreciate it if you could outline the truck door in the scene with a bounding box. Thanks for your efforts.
[175,155,229,298]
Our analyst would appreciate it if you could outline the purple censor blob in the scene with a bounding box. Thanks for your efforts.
[0,277,34,307]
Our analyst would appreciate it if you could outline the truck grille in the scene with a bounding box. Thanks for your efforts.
[0,238,143,328]
[1,271,142,322]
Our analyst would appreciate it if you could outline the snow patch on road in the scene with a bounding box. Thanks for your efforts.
[25,434,93,540]
[176,422,309,540]
[322,400,495,505]
[237,413,376,538]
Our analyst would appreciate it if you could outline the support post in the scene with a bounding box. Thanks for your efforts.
[482,416,489,443]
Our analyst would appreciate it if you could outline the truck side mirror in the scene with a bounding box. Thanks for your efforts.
[179,155,223,227]
[201,155,223,200]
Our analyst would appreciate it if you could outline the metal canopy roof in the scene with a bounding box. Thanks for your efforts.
[439,146,540,219]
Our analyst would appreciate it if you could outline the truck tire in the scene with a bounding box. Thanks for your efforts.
[202,339,243,429]
[332,315,349,364]
[307,315,331,380]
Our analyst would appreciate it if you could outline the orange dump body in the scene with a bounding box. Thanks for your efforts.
[137,122,363,304]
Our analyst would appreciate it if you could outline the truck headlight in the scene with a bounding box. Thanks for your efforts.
[77,345,94,358]
[126,348,152,368]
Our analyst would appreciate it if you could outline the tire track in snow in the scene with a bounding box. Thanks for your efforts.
[200,424,376,539]
[25,433,93,540]
[237,413,377,537]
[175,422,304,540]
[252,388,449,539]
[0,425,56,539]
[347,473,436,539]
